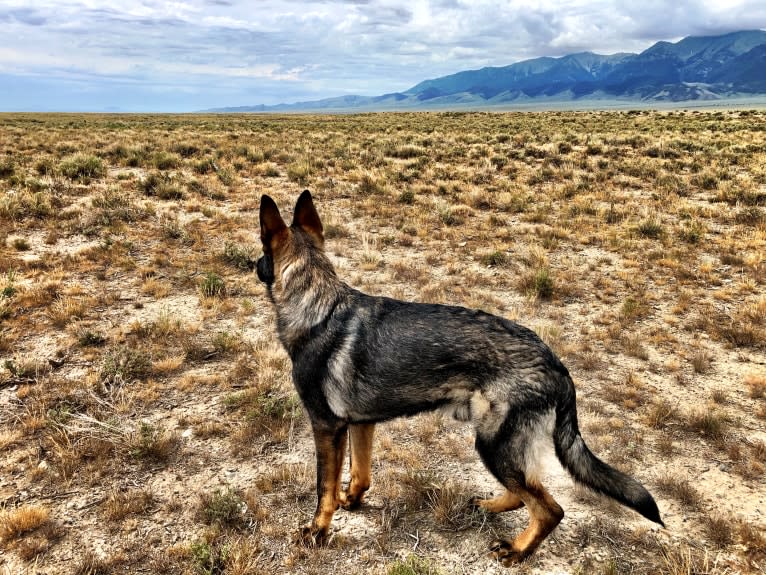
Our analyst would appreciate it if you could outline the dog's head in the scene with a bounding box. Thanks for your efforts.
[257,190,325,287]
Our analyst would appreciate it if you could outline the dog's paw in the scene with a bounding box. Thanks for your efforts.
[489,539,528,566]
[339,490,364,511]
[295,524,329,547]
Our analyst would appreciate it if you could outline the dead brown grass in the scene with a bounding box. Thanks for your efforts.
[2,110,765,574]
[0,505,50,542]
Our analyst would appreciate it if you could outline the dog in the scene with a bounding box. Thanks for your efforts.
[256,190,663,565]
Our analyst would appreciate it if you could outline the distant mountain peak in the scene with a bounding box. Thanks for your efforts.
[204,30,766,112]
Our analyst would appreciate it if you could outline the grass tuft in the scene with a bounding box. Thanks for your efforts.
[519,266,554,299]
[100,346,152,388]
[655,475,702,510]
[196,488,247,530]
[479,250,508,267]
[223,242,257,271]
[200,272,226,298]
[60,154,106,181]
[387,554,441,575]
[0,505,50,542]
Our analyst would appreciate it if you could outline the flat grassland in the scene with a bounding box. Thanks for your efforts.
[1,111,765,574]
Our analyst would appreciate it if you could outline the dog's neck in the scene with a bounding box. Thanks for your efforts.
[270,250,348,350]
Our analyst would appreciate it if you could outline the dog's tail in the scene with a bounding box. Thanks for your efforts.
[552,376,664,527]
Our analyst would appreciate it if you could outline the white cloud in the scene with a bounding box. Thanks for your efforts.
[0,0,765,110]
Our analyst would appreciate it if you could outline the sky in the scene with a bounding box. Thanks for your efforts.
[1,1,765,112]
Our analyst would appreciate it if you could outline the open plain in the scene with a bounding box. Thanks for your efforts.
[1,111,765,574]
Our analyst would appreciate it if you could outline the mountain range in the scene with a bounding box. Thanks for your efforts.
[207,30,766,112]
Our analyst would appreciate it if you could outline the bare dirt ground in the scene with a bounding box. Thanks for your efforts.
[1,111,765,574]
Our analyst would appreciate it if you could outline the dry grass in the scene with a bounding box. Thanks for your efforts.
[746,373,766,399]
[0,505,50,543]
[1,110,765,574]
[654,475,702,510]
[102,489,154,522]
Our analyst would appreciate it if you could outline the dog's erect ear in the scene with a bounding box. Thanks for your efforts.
[292,190,324,244]
[260,195,288,251]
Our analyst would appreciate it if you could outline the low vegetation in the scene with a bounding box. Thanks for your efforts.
[1,110,764,573]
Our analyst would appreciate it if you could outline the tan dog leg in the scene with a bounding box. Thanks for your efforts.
[341,423,375,509]
[489,481,564,565]
[473,489,525,513]
[299,425,347,546]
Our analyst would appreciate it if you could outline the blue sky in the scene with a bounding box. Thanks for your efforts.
[1,1,765,112]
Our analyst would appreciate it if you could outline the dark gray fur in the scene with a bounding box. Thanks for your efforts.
[259,196,664,529]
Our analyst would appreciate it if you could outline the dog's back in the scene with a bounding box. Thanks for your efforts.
[299,290,566,423]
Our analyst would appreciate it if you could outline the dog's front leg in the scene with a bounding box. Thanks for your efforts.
[299,422,348,546]
[341,423,375,510]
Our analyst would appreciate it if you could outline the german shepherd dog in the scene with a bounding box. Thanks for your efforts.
[257,190,663,565]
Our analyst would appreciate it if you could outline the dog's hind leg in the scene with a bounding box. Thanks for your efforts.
[472,489,524,513]
[341,423,375,510]
[475,412,564,565]
[300,423,348,546]
[488,480,564,565]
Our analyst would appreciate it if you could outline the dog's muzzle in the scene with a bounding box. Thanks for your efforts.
[256,254,275,285]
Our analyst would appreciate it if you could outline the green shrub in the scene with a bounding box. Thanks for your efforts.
[200,272,225,298]
[398,190,415,204]
[34,157,55,176]
[12,237,30,251]
[140,172,184,200]
[359,173,385,195]
[0,157,16,178]
[637,218,664,239]
[60,154,106,181]
[100,346,151,387]
[194,158,216,175]
[222,242,257,271]
[129,422,178,462]
[171,142,200,158]
[152,151,181,170]
[387,144,425,159]
[217,167,236,187]
[480,250,507,267]
[678,221,705,244]
[196,488,246,528]
[286,161,311,185]
[520,267,554,299]
[387,555,440,575]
